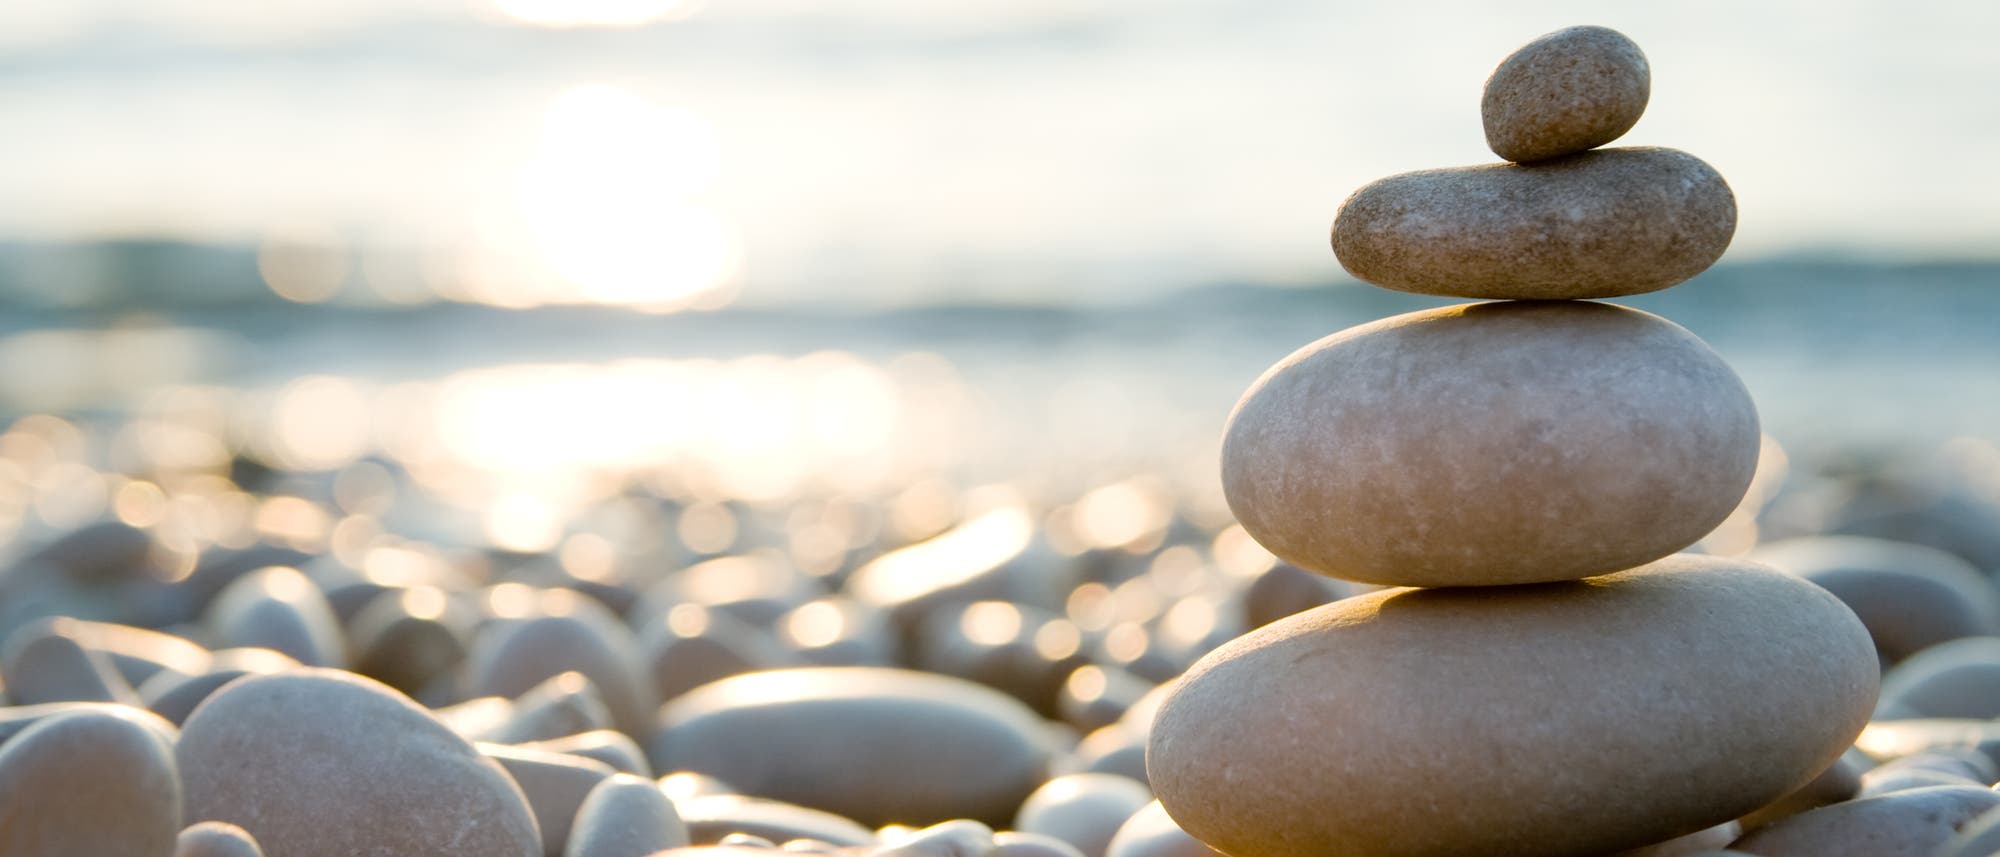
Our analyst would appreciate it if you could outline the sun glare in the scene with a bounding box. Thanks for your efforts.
[509,84,738,311]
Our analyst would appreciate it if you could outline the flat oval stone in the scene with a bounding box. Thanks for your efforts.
[567,772,690,857]
[1732,785,2000,857]
[1222,301,1758,586]
[178,821,266,857]
[519,729,653,776]
[1747,536,2000,663]
[0,708,181,855]
[1148,556,1877,857]
[1331,148,1736,299]
[677,795,878,847]
[1014,773,1154,857]
[1878,637,2000,718]
[1482,25,1650,163]
[1103,802,1222,857]
[651,667,1053,827]
[178,668,540,857]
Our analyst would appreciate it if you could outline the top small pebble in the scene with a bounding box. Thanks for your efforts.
[1483,25,1649,163]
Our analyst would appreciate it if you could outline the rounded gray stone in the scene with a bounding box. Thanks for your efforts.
[1483,25,1650,163]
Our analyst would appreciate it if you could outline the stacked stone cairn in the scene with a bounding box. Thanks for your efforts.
[1147,26,1882,857]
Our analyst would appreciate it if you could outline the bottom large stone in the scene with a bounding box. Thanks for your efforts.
[1147,555,1877,857]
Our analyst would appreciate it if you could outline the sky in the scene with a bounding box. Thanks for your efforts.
[2,0,1997,306]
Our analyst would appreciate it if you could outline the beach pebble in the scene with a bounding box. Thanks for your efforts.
[1609,821,1740,857]
[1738,750,1865,830]
[0,624,140,705]
[1938,806,2000,857]
[1014,774,1153,857]
[1482,25,1649,163]
[1074,724,1148,785]
[177,669,540,857]
[920,601,1088,715]
[519,728,653,776]
[566,772,691,857]
[177,821,265,857]
[1222,301,1758,586]
[43,618,211,687]
[1858,766,1978,796]
[652,667,1053,826]
[640,603,801,703]
[1057,665,1153,733]
[872,820,996,857]
[1331,148,1734,299]
[779,598,900,667]
[1103,802,1222,857]
[464,604,656,737]
[1748,536,2000,663]
[1242,563,1351,629]
[204,566,347,668]
[484,671,619,743]
[1878,637,2000,718]
[139,647,301,725]
[996,832,1087,857]
[662,771,737,802]
[678,795,879,847]
[1732,785,2000,856]
[0,708,181,856]
[347,585,474,696]
[483,743,617,857]
[1855,719,2000,770]
[637,553,826,627]
[1148,556,1877,857]
[846,506,1047,630]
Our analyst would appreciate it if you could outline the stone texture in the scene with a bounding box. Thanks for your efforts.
[1482,25,1649,163]
[651,667,1053,827]
[1014,774,1153,857]
[1738,750,1865,830]
[1610,822,1740,857]
[1732,785,2000,856]
[1148,556,1877,857]
[1747,536,2000,663]
[140,647,299,725]
[177,668,540,857]
[177,821,266,857]
[0,708,181,856]
[1331,148,1735,299]
[1938,806,2000,857]
[1222,301,1758,586]
[567,772,690,857]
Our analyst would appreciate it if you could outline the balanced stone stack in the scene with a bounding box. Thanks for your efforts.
[1148,26,1881,857]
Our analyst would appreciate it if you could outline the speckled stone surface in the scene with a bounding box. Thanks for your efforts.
[177,669,540,857]
[0,708,181,856]
[1221,300,1758,587]
[1331,148,1735,300]
[1147,556,1878,857]
[1483,26,1650,163]
[1732,785,2000,857]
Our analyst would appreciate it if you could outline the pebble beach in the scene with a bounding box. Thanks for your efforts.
[5,18,2000,857]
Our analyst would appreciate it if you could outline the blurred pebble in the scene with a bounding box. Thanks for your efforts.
[1938,806,2000,857]
[0,708,181,855]
[677,795,878,847]
[42,617,211,687]
[140,647,301,725]
[1748,536,2000,663]
[720,834,781,849]
[1013,774,1152,857]
[1,623,140,705]
[463,603,655,737]
[652,667,1052,827]
[1855,720,2000,770]
[994,831,1087,857]
[871,819,994,857]
[1241,563,1350,629]
[640,604,801,703]
[1103,802,1222,857]
[21,520,154,583]
[177,821,266,857]
[780,598,899,667]
[177,669,540,857]
[1074,724,1147,785]
[662,770,737,801]
[482,742,617,857]
[567,772,691,857]
[1731,785,2000,856]
[347,585,474,696]
[1056,665,1152,733]
[1878,637,2000,719]
[636,552,826,628]
[0,700,179,745]
[919,601,1088,716]
[204,566,347,668]
[519,728,652,776]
